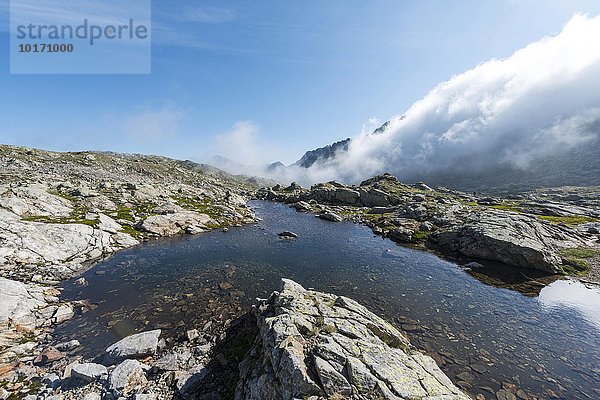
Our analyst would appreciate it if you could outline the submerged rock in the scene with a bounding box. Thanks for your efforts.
[235,279,469,400]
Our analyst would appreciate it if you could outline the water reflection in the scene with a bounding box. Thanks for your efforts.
[539,279,600,331]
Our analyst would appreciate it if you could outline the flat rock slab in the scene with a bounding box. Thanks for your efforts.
[105,329,161,362]
[71,362,108,382]
[0,277,46,327]
[235,279,469,400]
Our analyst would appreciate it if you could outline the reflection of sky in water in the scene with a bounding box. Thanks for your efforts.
[539,279,600,330]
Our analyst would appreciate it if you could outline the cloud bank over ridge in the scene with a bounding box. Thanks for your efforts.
[261,14,600,188]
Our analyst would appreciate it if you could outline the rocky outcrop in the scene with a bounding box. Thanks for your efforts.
[0,208,138,268]
[139,211,214,236]
[236,279,469,400]
[433,211,588,273]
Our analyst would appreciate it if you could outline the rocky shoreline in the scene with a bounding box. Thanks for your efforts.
[3,280,469,400]
[0,145,258,398]
[1,144,599,399]
[257,174,600,283]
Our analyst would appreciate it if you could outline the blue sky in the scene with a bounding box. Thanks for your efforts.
[1,0,600,165]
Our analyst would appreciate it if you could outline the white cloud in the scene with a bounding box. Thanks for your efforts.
[290,14,600,185]
[211,121,263,166]
[123,106,185,142]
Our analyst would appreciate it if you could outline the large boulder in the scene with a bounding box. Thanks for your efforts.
[433,211,588,273]
[235,279,468,400]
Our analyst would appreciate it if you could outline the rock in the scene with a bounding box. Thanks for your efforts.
[52,304,74,324]
[318,212,343,222]
[140,212,213,236]
[71,362,108,382]
[235,279,468,400]
[434,210,587,273]
[277,231,298,239]
[464,262,484,269]
[186,329,199,342]
[81,394,101,400]
[0,184,72,218]
[33,347,64,365]
[42,372,61,389]
[0,277,47,328]
[55,339,80,352]
[291,201,312,212]
[105,329,161,361]
[496,389,517,400]
[109,359,148,396]
[415,182,433,191]
[98,213,121,234]
[134,394,157,400]
[176,364,208,398]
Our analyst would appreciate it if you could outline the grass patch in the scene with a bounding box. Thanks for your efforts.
[413,231,431,241]
[537,215,599,226]
[115,206,135,222]
[560,247,599,275]
[22,215,99,227]
[489,204,522,213]
[119,224,144,239]
[172,196,223,219]
[19,331,36,344]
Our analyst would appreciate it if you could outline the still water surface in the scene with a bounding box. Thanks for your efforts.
[57,201,600,399]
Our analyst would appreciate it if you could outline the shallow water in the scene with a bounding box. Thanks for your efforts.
[56,201,600,399]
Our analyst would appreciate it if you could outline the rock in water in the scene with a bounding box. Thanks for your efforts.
[235,279,469,400]
[277,231,298,239]
[318,212,343,222]
[105,329,161,362]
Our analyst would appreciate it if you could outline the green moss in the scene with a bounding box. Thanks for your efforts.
[560,247,599,275]
[19,331,36,344]
[413,231,431,241]
[538,215,599,226]
[115,206,135,222]
[119,225,144,239]
[22,215,99,227]
[489,204,522,213]
[172,196,223,219]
